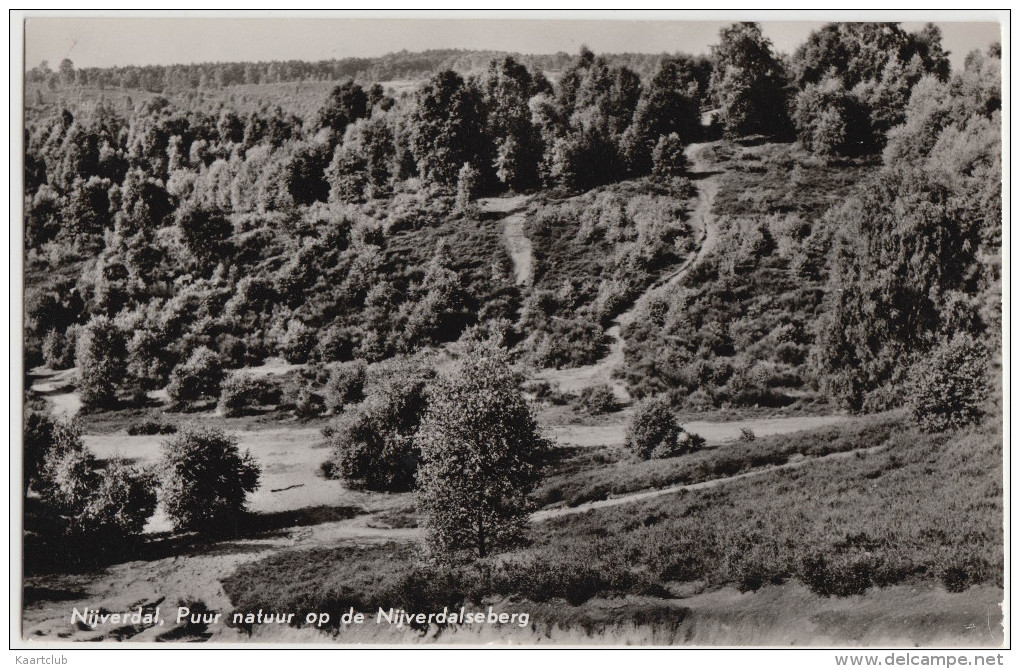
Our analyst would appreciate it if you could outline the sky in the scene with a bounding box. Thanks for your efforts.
[23,12,1004,73]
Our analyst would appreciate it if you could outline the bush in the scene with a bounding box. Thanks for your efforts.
[278,319,316,364]
[576,383,619,415]
[326,358,432,491]
[800,551,876,597]
[42,326,77,369]
[47,451,157,547]
[908,335,989,432]
[738,427,756,442]
[626,395,681,460]
[32,420,156,548]
[155,428,261,533]
[323,360,367,414]
[75,316,127,410]
[167,347,224,410]
[23,409,57,490]
[126,418,178,435]
[218,374,280,417]
[292,386,325,419]
[316,325,355,363]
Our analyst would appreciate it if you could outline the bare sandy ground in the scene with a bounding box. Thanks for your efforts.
[479,193,534,287]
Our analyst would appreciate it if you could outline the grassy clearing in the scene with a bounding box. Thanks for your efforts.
[220,416,1001,634]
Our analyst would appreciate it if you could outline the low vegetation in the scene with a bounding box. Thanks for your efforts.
[222,415,1001,629]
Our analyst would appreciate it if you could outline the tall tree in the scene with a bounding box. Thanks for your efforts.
[709,22,791,138]
[409,70,488,188]
[415,342,546,560]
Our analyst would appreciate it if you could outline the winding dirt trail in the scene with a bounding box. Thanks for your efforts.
[529,142,723,403]
[478,193,534,286]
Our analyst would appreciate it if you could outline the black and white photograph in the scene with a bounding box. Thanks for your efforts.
[11,10,1008,654]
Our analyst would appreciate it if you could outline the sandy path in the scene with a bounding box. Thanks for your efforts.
[531,142,722,403]
[478,194,534,286]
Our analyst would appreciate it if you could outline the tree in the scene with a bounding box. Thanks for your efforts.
[75,316,127,410]
[315,81,369,140]
[792,77,871,155]
[415,342,546,559]
[815,167,985,411]
[480,56,543,190]
[156,428,260,533]
[652,133,689,180]
[409,70,487,188]
[624,56,702,174]
[175,205,233,266]
[709,22,791,138]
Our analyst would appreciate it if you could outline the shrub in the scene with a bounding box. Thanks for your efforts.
[738,427,756,442]
[218,374,279,417]
[576,383,619,415]
[126,418,177,435]
[23,409,56,490]
[75,316,127,410]
[908,335,989,432]
[47,452,157,547]
[292,386,325,419]
[455,162,480,214]
[800,550,876,597]
[326,358,432,491]
[33,420,156,548]
[323,360,367,414]
[316,325,355,362]
[626,395,681,460]
[155,428,261,534]
[167,347,224,410]
[42,326,77,369]
[278,319,316,364]
[651,133,688,180]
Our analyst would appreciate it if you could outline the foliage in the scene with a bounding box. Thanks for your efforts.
[908,335,989,432]
[416,342,547,559]
[815,167,985,411]
[218,373,281,417]
[75,316,127,410]
[167,346,225,410]
[155,428,261,533]
[709,22,791,138]
[626,395,682,459]
[651,133,688,180]
[323,360,367,414]
[325,356,433,491]
[42,326,77,370]
[126,418,178,435]
[576,383,619,415]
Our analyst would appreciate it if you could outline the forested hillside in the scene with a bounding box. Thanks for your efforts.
[22,21,1003,645]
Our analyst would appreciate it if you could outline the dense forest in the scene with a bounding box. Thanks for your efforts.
[21,22,1003,638]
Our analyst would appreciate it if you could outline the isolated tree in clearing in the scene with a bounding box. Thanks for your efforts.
[415,342,546,559]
